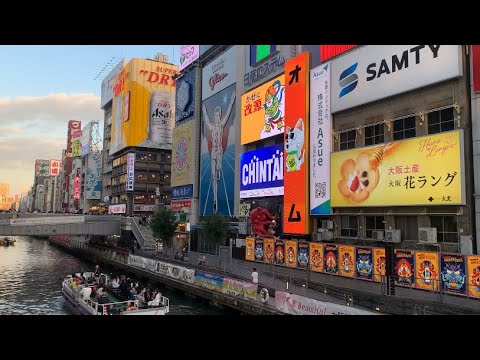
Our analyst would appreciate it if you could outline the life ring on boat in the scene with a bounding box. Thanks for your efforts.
[260,288,269,304]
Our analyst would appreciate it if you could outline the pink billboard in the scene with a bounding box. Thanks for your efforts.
[179,45,200,71]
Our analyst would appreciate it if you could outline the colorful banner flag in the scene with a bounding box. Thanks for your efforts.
[309,243,324,273]
[415,251,439,291]
[339,245,355,278]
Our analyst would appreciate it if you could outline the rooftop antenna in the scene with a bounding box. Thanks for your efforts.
[93,56,122,81]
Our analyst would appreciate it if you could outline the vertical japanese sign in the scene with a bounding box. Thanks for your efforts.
[394,249,415,287]
[355,247,373,281]
[310,62,331,215]
[297,242,309,269]
[440,253,467,296]
[264,238,275,264]
[285,240,297,268]
[283,51,310,234]
[467,255,480,298]
[415,251,439,291]
[309,243,324,272]
[49,160,62,177]
[274,239,285,266]
[254,238,264,262]
[324,244,338,274]
[373,247,386,282]
[245,237,255,261]
[126,153,135,192]
[71,130,82,157]
[73,176,81,201]
[339,245,355,278]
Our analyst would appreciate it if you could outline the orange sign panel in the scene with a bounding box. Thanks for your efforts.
[283,52,310,235]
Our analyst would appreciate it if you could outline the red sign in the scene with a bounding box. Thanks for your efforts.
[283,52,310,235]
[73,176,81,201]
[50,160,62,176]
[320,45,356,62]
[472,45,480,93]
[109,204,126,214]
[170,200,192,211]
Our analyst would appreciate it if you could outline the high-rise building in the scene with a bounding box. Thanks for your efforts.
[0,182,10,197]
[102,55,177,215]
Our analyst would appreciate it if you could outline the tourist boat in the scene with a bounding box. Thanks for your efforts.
[61,272,170,315]
[0,237,16,246]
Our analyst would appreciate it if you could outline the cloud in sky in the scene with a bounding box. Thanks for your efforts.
[0,93,103,196]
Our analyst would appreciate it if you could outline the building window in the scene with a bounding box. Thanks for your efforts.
[341,216,358,237]
[365,216,385,238]
[393,116,416,140]
[428,108,454,134]
[395,216,418,241]
[365,123,384,146]
[430,216,458,243]
[160,154,166,163]
[339,129,356,150]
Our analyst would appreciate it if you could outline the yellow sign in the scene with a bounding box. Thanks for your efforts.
[241,74,285,145]
[264,238,275,264]
[331,130,464,207]
[339,245,355,278]
[415,251,439,291]
[309,243,323,272]
[285,240,297,268]
[467,255,480,298]
[111,58,178,155]
[71,138,81,157]
[245,237,255,261]
[171,121,194,188]
[373,247,386,282]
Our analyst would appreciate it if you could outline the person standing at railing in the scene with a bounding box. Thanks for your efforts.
[94,265,101,283]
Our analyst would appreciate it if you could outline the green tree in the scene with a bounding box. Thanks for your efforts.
[201,215,229,247]
[150,207,177,248]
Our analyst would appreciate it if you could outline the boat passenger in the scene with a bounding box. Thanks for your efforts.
[111,276,120,289]
[148,290,161,307]
[80,286,92,301]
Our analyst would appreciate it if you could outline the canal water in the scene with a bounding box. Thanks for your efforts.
[0,236,223,315]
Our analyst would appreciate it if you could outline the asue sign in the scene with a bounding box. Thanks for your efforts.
[331,45,462,113]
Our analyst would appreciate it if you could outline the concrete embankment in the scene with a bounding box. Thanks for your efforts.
[48,238,282,315]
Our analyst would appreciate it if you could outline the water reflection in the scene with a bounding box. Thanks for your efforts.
[0,236,222,315]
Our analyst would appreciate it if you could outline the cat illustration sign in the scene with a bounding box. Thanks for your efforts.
[283,52,310,235]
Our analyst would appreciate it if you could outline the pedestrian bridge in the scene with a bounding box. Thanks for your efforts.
[0,214,122,236]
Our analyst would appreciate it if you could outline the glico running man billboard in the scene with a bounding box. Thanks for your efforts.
[110,58,178,155]
[240,144,284,199]
[200,47,237,216]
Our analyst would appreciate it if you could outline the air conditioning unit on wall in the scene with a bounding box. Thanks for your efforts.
[418,227,437,243]
[371,230,384,241]
[313,231,333,241]
[385,229,401,243]
[321,220,334,230]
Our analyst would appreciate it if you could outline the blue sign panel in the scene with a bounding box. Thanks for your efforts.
[240,143,284,199]
[175,67,196,126]
[171,184,193,200]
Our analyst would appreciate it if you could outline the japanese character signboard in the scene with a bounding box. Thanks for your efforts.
[283,52,310,234]
[241,74,285,145]
[49,160,62,177]
[331,130,465,206]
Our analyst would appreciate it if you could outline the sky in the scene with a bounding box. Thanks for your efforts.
[0,45,180,196]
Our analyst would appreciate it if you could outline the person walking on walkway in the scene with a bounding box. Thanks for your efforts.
[251,268,259,284]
